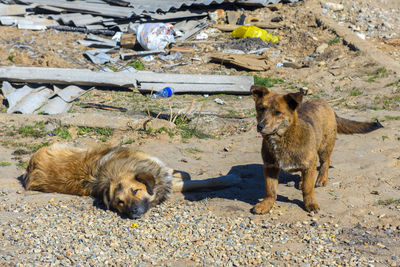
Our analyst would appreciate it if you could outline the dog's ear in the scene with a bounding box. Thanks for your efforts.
[250,85,270,100]
[103,183,116,210]
[136,172,155,195]
[103,187,111,210]
[284,92,303,110]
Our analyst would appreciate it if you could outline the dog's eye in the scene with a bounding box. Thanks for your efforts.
[131,189,139,195]
[118,200,125,206]
[257,107,266,113]
[273,110,281,116]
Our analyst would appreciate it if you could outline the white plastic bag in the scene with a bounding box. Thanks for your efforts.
[137,23,175,51]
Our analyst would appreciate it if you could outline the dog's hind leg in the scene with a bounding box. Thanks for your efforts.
[316,134,336,187]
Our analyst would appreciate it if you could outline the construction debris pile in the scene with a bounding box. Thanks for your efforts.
[0,0,300,114]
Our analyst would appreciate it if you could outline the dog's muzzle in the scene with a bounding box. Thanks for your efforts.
[128,199,150,219]
[257,122,265,132]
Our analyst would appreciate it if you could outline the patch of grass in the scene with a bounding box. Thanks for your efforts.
[17,162,27,169]
[155,127,174,137]
[18,121,46,138]
[328,36,341,45]
[376,198,400,206]
[77,127,113,137]
[384,115,400,120]
[31,142,50,152]
[368,106,384,111]
[138,127,153,135]
[105,64,119,72]
[52,126,71,139]
[1,108,7,113]
[127,60,145,70]
[185,148,202,154]
[381,135,388,141]
[8,54,15,62]
[349,88,362,96]
[121,138,135,145]
[385,81,399,87]
[367,67,388,82]
[254,75,284,88]
[0,162,11,167]
[99,137,107,142]
[177,125,213,140]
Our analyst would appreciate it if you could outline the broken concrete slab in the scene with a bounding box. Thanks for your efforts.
[0,4,29,16]
[8,87,53,114]
[0,66,254,94]
[53,85,93,102]
[38,96,72,115]
[0,66,138,88]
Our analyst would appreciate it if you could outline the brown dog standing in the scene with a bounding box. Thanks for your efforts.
[250,85,383,214]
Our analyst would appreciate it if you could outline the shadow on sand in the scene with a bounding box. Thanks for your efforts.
[182,163,305,211]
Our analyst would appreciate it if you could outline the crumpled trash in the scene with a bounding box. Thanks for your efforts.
[158,52,183,61]
[195,32,208,40]
[214,98,225,105]
[137,23,175,51]
[231,25,279,43]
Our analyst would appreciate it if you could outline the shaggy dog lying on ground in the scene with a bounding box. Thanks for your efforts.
[24,143,240,218]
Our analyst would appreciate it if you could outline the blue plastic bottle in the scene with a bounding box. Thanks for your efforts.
[152,87,174,99]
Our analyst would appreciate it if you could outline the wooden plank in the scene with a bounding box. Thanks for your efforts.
[0,67,254,94]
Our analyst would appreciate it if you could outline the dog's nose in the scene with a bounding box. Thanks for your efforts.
[257,123,265,132]
[129,205,146,219]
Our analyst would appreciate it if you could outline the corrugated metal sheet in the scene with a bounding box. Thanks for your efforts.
[125,0,299,15]
[20,0,300,17]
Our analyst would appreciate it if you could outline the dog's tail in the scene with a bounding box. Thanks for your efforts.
[336,114,383,134]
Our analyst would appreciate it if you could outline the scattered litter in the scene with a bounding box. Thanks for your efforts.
[221,49,245,54]
[141,55,155,62]
[276,62,283,67]
[152,87,174,99]
[324,2,344,12]
[214,98,225,105]
[203,94,209,98]
[208,9,226,23]
[158,52,183,61]
[231,25,279,43]
[85,49,111,65]
[137,23,174,51]
[195,31,208,40]
[216,37,271,53]
[81,103,127,112]
[211,53,269,71]
[120,33,136,49]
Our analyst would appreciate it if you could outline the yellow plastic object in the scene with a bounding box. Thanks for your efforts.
[230,25,280,43]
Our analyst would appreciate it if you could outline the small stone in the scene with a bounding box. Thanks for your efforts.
[16,190,22,194]
[315,43,328,54]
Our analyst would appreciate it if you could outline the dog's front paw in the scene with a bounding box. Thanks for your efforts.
[304,201,320,212]
[252,199,274,214]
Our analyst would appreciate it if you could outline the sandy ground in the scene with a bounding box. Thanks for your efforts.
[0,0,400,265]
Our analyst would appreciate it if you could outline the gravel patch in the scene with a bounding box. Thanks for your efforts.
[1,195,398,266]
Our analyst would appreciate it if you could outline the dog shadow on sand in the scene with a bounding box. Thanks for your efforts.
[182,164,305,211]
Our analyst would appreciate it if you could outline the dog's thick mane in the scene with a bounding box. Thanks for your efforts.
[90,146,172,207]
